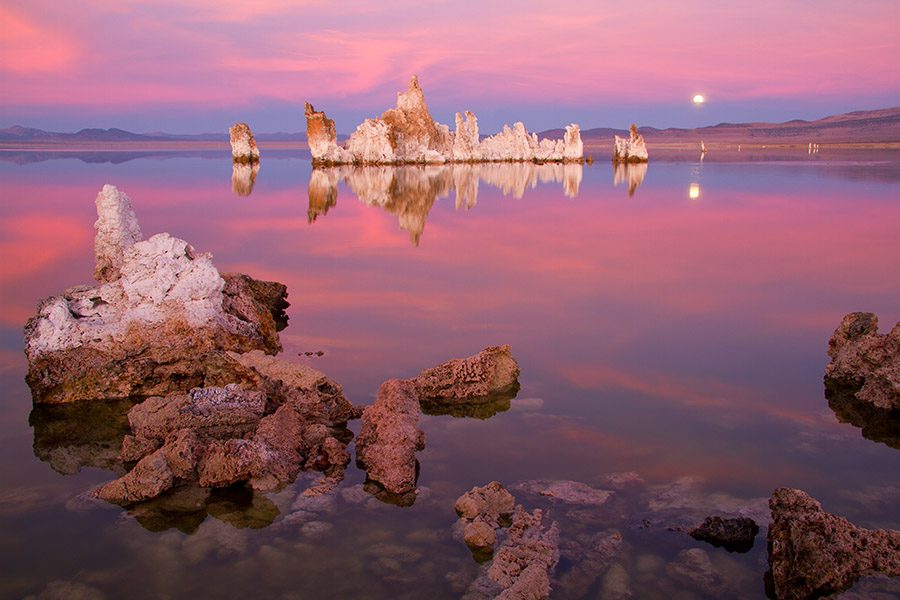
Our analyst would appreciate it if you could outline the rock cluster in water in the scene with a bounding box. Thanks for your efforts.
[613,124,649,163]
[767,487,900,599]
[305,76,583,165]
[24,185,288,405]
[229,122,260,163]
[356,346,520,499]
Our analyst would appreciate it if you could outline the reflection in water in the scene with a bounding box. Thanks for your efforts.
[232,162,259,196]
[612,162,648,197]
[689,182,701,199]
[308,162,583,245]
[826,380,900,450]
[29,399,136,475]
[128,483,279,534]
[420,382,521,420]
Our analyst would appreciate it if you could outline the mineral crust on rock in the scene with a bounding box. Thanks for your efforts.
[355,379,424,498]
[23,185,288,404]
[613,124,649,163]
[306,75,583,165]
[825,312,899,411]
[229,122,260,163]
[767,487,900,599]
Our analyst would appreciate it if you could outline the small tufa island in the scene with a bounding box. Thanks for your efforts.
[230,122,260,163]
[304,75,583,165]
[613,124,649,163]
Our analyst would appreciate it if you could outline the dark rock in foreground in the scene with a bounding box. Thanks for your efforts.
[689,515,759,553]
[767,487,900,599]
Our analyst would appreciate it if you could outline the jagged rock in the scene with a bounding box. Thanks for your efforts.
[231,162,259,196]
[825,312,899,411]
[455,481,516,524]
[465,521,497,551]
[475,507,560,599]
[229,122,259,163]
[23,185,288,404]
[94,185,142,283]
[306,75,583,165]
[767,487,900,599]
[94,448,174,504]
[613,124,649,163]
[689,515,759,553]
[415,345,520,407]
[355,379,424,497]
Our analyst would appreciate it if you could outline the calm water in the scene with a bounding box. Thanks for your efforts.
[0,147,898,599]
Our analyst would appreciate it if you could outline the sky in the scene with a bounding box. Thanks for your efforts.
[2,0,899,134]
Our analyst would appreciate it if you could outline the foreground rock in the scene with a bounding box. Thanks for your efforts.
[767,487,900,599]
[229,122,260,163]
[355,347,520,499]
[455,482,517,558]
[355,379,424,499]
[94,359,356,504]
[24,185,288,404]
[825,312,899,411]
[689,515,759,553]
[306,75,583,165]
[415,345,520,411]
[613,124,649,163]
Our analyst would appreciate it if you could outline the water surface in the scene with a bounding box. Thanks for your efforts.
[1,147,898,599]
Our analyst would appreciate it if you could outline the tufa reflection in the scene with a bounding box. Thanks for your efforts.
[307,162,583,245]
[613,162,648,197]
[231,161,259,197]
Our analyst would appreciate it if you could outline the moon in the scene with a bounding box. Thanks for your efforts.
[693,94,705,105]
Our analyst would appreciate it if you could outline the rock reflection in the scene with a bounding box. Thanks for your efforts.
[29,399,136,475]
[613,162,648,197]
[231,162,259,196]
[826,381,899,450]
[128,483,279,534]
[308,162,583,245]
[420,382,520,419]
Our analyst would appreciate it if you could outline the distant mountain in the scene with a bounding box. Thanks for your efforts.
[555,107,900,144]
[0,126,307,143]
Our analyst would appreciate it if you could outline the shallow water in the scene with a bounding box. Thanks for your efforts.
[1,147,898,599]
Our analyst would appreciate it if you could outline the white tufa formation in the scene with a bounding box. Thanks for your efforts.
[613,124,649,163]
[230,122,260,163]
[305,76,583,165]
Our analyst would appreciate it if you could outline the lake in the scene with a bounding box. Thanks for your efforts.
[1,147,898,599]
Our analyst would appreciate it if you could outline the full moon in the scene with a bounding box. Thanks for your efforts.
[693,94,705,105]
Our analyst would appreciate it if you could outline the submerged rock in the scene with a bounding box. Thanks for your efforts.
[767,487,900,599]
[689,515,759,553]
[613,124,649,163]
[355,379,424,498]
[229,122,260,163]
[306,75,583,165]
[23,185,288,404]
[825,312,899,411]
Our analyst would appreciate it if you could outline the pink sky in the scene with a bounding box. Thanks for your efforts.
[2,1,899,132]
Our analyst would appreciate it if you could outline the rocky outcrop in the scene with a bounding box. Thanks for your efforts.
[355,379,424,499]
[415,345,520,410]
[767,487,900,599]
[613,124,649,163]
[306,76,583,165]
[231,162,259,196]
[455,482,517,557]
[23,185,288,404]
[94,366,355,504]
[825,312,899,411]
[689,515,759,553]
[229,123,260,163]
